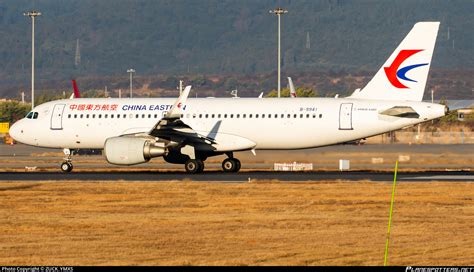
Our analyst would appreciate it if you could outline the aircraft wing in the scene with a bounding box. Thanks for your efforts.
[147,85,255,152]
[148,86,217,146]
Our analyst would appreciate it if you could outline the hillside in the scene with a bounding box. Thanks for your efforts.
[0,0,473,97]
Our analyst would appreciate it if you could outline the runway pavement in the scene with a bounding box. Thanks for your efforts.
[0,170,473,182]
[1,143,473,182]
[1,143,474,171]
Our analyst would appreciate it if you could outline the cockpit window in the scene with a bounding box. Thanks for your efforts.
[26,112,39,119]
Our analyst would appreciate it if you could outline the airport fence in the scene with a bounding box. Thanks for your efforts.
[367,131,474,144]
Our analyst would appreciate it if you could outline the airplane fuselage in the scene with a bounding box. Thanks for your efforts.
[10,97,446,150]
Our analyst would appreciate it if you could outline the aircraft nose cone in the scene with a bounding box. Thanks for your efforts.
[9,121,22,142]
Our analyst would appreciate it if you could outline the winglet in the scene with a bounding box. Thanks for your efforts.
[288,77,297,98]
[167,85,192,118]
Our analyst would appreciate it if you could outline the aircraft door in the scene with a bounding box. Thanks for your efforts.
[51,104,66,130]
[339,103,353,130]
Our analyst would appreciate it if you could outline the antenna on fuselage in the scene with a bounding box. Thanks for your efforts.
[231,89,239,98]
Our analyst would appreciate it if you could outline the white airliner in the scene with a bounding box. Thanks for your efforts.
[10,22,447,173]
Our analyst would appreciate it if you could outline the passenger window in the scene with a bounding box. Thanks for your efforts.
[230,114,234,118]
[256,114,259,118]
[98,114,102,118]
[300,114,303,118]
[262,114,265,118]
[142,114,145,118]
[92,114,96,118]
[33,112,38,119]
[86,114,90,118]
[218,114,221,118]
[274,114,278,118]
[117,114,120,119]
[243,114,246,118]
[74,114,77,118]
[193,114,196,118]
[293,114,297,118]
[281,114,284,118]
[148,114,152,118]
[312,114,316,118]
[105,114,108,118]
[123,114,127,118]
[68,114,71,119]
[268,114,271,119]
[306,114,310,118]
[212,114,215,118]
[199,114,202,118]
[111,114,114,119]
[249,114,253,118]
[224,114,227,118]
[136,114,139,118]
[319,114,322,118]
[287,114,290,118]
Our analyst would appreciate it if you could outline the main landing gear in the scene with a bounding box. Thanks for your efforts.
[222,158,241,172]
[61,148,73,173]
[183,153,241,174]
[184,159,205,174]
[222,152,240,173]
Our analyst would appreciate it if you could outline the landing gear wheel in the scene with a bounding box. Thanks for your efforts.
[222,158,240,172]
[196,160,205,173]
[61,162,73,173]
[233,158,241,172]
[185,159,203,174]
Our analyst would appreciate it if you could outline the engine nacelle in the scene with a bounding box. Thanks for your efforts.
[104,137,166,165]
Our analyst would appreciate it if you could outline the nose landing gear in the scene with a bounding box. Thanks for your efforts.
[61,161,73,173]
[61,148,73,173]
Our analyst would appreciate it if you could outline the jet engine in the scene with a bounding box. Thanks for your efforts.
[104,137,167,165]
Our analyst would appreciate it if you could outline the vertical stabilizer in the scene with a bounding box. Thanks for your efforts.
[350,22,439,101]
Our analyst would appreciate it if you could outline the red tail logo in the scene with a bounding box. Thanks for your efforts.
[384,50,428,89]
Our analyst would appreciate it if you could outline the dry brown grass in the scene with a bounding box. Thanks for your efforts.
[0,181,472,266]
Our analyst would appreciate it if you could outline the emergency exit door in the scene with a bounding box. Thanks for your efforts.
[51,104,66,130]
[339,103,353,130]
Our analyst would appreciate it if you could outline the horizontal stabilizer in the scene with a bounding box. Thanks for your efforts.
[380,106,420,118]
